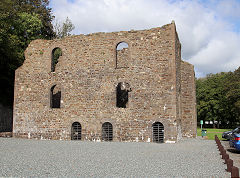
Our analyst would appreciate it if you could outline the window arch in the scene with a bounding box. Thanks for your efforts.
[71,122,81,140]
[50,85,61,108]
[116,82,131,108]
[116,42,129,68]
[152,122,164,143]
[102,122,113,141]
[51,47,62,72]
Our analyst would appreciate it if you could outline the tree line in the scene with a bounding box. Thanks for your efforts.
[0,0,74,107]
[196,67,240,128]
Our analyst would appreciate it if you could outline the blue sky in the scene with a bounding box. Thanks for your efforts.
[49,0,240,78]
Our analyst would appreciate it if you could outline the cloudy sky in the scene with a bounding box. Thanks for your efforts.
[49,0,240,78]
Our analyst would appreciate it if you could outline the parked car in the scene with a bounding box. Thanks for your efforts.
[229,128,240,151]
[222,127,240,140]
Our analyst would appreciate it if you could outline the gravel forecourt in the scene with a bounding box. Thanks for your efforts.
[0,137,230,177]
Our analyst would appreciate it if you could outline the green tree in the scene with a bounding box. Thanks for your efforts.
[52,48,62,72]
[196,72,231,128]
[0,0,54,107]
[225,67,240,125]
[54,17,75,39]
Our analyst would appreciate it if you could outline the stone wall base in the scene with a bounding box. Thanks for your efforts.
[13,132,183,143]
[0,132,12,137]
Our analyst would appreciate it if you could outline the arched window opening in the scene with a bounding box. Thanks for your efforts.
[51,47,62,72]
[71,122,81,140]
[50,85,61,108]
[152,122,164,143]
[116,82,131,108]
[102,122,113,141]
[116,42,129,68]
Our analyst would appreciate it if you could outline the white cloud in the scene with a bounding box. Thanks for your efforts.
[50,0,240,78]
[216,0,240,19]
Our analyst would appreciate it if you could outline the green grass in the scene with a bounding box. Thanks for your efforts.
[197,128,231,140]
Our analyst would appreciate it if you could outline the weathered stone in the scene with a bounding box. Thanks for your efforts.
[13,22,197,142]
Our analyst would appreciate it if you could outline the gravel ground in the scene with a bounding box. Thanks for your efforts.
[0,137,230,177]
[221,140,240,169]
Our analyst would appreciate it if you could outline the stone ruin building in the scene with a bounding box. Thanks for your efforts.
[13,21,197,143]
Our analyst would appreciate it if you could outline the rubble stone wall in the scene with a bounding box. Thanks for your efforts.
[180,61,197,137]
[116,48,129,68]
[13,22,196,142]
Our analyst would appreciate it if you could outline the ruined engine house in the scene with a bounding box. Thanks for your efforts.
[13,22,197,143]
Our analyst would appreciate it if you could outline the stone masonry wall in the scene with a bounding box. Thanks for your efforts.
[116,48,129,68]
[180,61,197,137]
[13,22,196,142]
[174,28,183,141]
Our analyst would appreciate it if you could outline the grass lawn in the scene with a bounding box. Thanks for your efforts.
[197,128,231,140]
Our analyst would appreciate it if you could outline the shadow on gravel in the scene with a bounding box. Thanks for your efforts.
[221,140,229,142]
[227,148,240,154]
